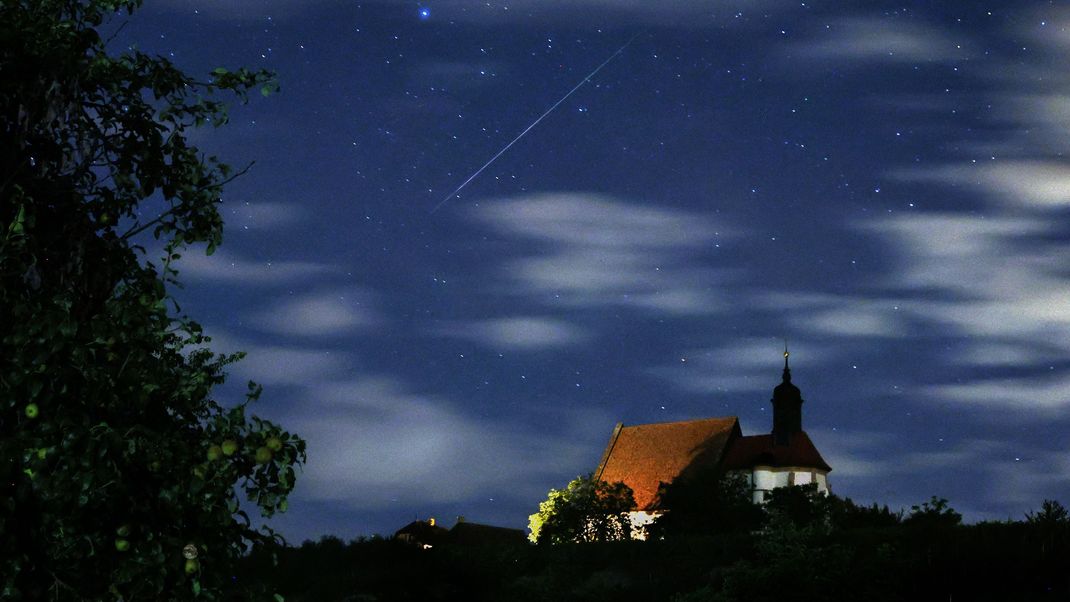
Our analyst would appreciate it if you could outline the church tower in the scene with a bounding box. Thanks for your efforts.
[771,349,803,446]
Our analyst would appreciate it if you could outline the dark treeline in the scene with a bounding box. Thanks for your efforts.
[240,491,1070,601]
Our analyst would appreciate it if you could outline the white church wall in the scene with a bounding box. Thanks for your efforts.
[749,467,830,503]
[626,510,659,540]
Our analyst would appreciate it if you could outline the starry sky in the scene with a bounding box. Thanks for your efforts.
[116,0,1070,542]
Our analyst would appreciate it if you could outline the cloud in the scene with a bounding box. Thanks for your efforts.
[251,289,382,337]
[958,342,1049,368]
[228,345,353,386]
[223,201,306,231]
[436,316,589,350]
[801,303,906,338]
[924,376,1070,411]
[900,440,1070,509]
[805,429,896,479]
[284,377,605,508]
[649,338,834,395]
[893,162,1070,208]
[881,10,1070,197]
[178,249,334,285]
[789,17,972,64]
[849,212,1070,408]
[1012,8,1070,53]
[470,193,732,315]
[811,432,1070,518]
[855,214,1070,335]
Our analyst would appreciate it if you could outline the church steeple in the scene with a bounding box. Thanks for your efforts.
[771,346,803,446]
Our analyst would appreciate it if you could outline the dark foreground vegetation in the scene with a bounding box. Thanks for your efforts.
[242,494,1070,602]
[2,1,302,599]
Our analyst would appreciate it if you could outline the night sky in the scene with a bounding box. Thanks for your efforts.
[116,1,1070,542]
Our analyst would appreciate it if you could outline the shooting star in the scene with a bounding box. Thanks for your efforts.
[430,33,641,214]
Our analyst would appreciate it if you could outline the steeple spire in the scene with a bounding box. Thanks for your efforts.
[771,344,803,445]
[783,341,791,382]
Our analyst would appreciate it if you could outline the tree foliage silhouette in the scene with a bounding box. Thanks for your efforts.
[647,471,764,538]
[1026,499,1069,527]
[528,474,636,544]
[1,1,302,599]
[903,496,962,529]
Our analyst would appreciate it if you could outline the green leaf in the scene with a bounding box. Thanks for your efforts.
[9,204,26,235]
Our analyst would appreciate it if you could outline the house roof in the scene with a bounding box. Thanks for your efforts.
[447,521,527,546]
[594,417,741,511]
[721,431,831,472]
[394,520,449,544]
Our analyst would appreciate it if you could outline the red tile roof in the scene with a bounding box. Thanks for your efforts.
[594,417,741,511]
[721,431,831,472]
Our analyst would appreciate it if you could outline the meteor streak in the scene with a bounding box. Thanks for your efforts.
[430,33,641,214]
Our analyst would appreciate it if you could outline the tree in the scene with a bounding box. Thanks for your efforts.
[1026,499,1069,527]
[903,496,962,528]
[646,471,764,539]
[824,496,901,531]
[528,475,636,544]
[1025,499,1069,560]
[1,1,302,599]
[763,483,829,530]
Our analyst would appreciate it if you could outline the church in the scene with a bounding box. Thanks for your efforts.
[593,350,831,532]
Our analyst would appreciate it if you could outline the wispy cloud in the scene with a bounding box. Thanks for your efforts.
[284,377,606,508]
[251,289,382,337]
[925,376,1070,412]
[893,162,1070,208]
[436,316,589,350]
[958,342,1050,368]
[789,16,972,64]
[178,249,334,285]
[805,428,896,480]
[223,200,307,231]
[855,214,1070,339]
[470,193,733,315]
[812,432,1068,518]
[228,345,354,386]
[847,212,1070,410]
[649,338,834,395]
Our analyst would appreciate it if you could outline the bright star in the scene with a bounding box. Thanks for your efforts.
[418,7,430,20]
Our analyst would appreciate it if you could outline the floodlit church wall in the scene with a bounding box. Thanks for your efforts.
[750,467,830,503]
[753,467,789,491]
[627,510,659,540]
[816,472,827,491]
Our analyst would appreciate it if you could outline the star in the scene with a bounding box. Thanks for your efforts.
[418,7,431,20]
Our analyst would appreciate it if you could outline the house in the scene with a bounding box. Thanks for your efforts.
[447,519,528,546]
[394,517,527,548]
[394,517,449,548]
[593,351,831,534]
